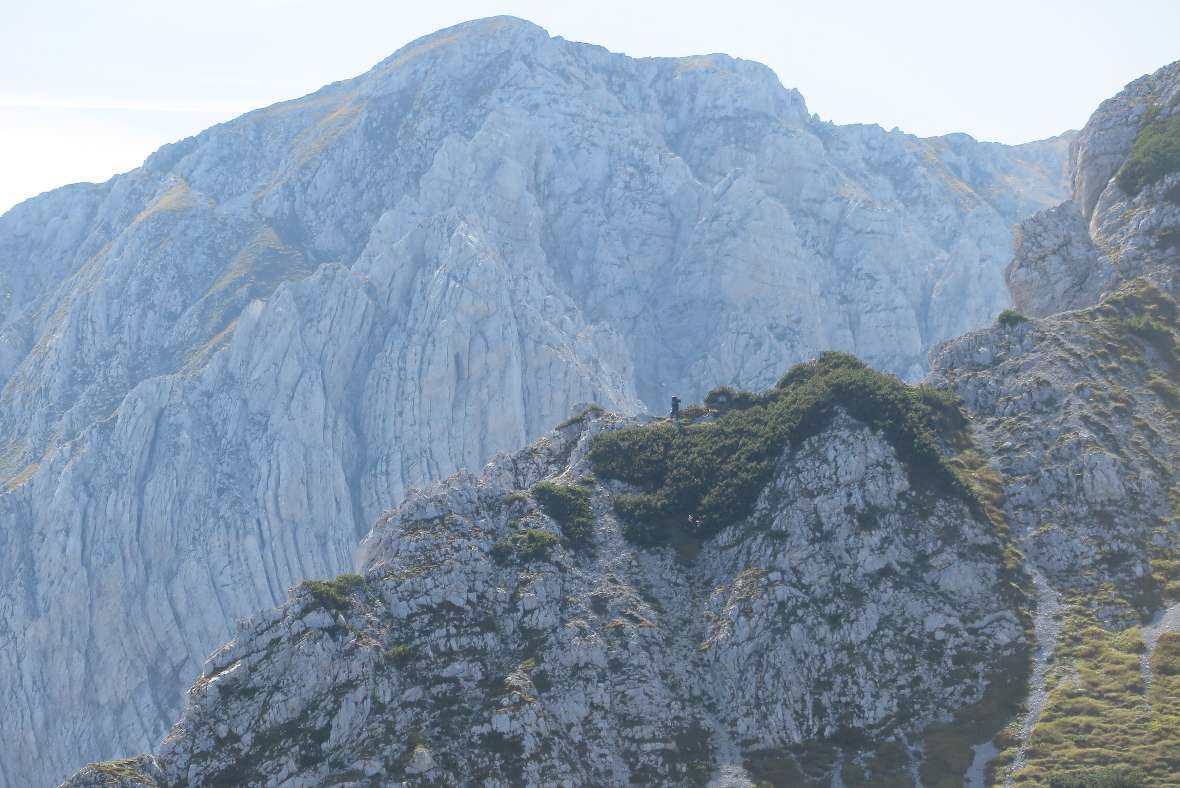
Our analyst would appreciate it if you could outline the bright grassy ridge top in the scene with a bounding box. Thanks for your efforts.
[589,352,973,546]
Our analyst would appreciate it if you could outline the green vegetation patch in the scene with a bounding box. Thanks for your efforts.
[589,352,975,546]
[1047,766,1148,788]
[998,308,1030,328]
[531,480,594,544]
[83,757,157,786]
[1118,313,1173,345]
[1003,602,1180,785]
[501,490,530,508]
[1099,280,1179,368]
[301,573,366,612]
[1116,107,1180,196]
[703,385,760,412]
[491,528,559,564]
[384,643,413,666]
[556,404,604,430]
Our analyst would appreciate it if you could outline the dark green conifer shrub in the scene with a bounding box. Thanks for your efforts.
[997,308,1028,328]
[531,481,594,544]
[590,352,974,546]
[1116,107,1180,196]
[491,528,560,564]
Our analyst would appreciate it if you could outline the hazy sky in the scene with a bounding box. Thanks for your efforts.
[2,0,1178,214]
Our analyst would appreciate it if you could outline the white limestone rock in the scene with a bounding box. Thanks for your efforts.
[63,408,1021,787]
[1008,60,1180,318]
[0,17,1069,786]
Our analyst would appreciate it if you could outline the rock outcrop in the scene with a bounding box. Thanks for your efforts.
[0,17,1071,786]
[1007,60,1180,318]
[928,273,1180,785]
[931,274,1180,623]
[63,384,1024,787]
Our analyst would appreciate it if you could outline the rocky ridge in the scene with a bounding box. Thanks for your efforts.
[925,60,1180,783]
[63,371,1025,787]
[61,53,1180,787]
[1006,60,1180,317]
[0,17,1073,786]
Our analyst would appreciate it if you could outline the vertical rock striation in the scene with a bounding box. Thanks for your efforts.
[1007,60,1180,318]
[63,405,1022,787]
[0,17,1069,785]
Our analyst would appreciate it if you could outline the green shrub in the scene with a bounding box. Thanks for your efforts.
[775,350,867,389]
[301,573,365,611]
[1119,313,1172,343]
[384,643,413,666]
[1046,765,1147,788]
[531,481,594,544]
[501,491,529,507]
[491,528,559,564]
[590,352,974,546]
[1154,633,1180,676]
[997,308,1028,328]
[557,404,604,430]
[1116,107,1180,196]
[703,386,759,412]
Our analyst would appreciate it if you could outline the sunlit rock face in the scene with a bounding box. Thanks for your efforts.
[931,272,1180,626]
[63,410,1022,787]
[1007,60,1180,318]
[933,60,1180,628]
[0,16,1068,786]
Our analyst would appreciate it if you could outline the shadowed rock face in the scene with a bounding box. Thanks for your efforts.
[1007,61,1180,318]
[0,17,1070,786]
[63,409,1022,787]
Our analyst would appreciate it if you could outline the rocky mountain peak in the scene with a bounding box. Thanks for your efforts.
[0,19,1076,787]
[1071,59,1180,220]
[64,357,1027,787]
[1008,59,1180,318]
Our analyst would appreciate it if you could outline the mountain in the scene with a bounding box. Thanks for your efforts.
[0,17,1075,786]
[922,59,1180,785]
[59,52,1180,787]
[64,356,1030,787]
[64,264,1180,786]
[1006,61,1180,316]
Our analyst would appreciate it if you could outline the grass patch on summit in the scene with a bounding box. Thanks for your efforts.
[301,573,365,612]
[589,352,976,546]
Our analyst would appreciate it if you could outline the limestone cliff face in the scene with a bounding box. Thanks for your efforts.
[927,271,1180,787]
[0,17,1070,786]
[1007,61,1180,317]
[63,408,1022,787]
[951,60,1180,616]
[930,273,1180,624]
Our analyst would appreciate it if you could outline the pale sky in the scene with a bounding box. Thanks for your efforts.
[2,0,1178,214]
